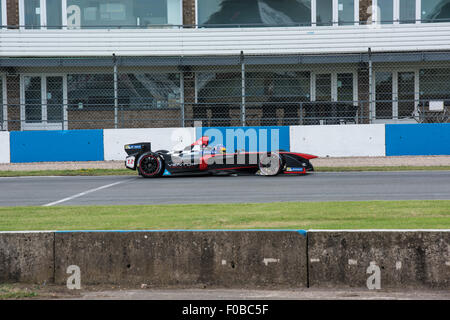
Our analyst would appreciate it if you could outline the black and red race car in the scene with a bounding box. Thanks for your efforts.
[124,136,317,178]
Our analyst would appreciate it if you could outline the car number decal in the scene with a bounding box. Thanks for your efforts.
[126,156,135,168]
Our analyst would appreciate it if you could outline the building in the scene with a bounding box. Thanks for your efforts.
[0,0,449,131]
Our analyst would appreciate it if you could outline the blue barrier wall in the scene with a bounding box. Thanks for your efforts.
[10,130,104,163]
[386,124,450,156]
[196,126,290,152]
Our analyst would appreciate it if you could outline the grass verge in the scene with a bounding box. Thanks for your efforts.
[0,166,450,177]
[0,284,38,300]
[0,200,449,231]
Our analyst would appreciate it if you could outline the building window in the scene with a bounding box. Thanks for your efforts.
[337,73,354,103]
[196,70,312,126]
[316,0,333,26]
[66,0,181,28]
[421,0,450,23]
[118,73,181,109]
[21,0,62,29]
[197,0,312,27]
[397,71,415,117]
[23,76,42,123]
[399,0,416,23]
[24,0,41,29]
[374,70,418,121]
[377,0,394,24]
[247,71,310,125]
[20,75,67,130]
[372,0,420,25]
[196,71,241,126]
[46,76,65,122]
[1,0,7,28]
[315,73,332,101]
[338,0,355,25]
[46,0,62,28]
[197,0,362,28]
[197,72,242,102]
[246,71,310,101]
[68,74,114,110]
[67,73,181,110]
[420,69,450,102]
[20,0,182,29]
[375,72,393,119]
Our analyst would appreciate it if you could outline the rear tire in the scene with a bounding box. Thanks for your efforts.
[137,152,164,178]
[258,153,283,176]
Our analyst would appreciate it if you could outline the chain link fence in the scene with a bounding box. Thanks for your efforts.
[1,53,449,131]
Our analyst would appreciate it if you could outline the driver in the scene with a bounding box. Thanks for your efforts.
[212,144,226,154]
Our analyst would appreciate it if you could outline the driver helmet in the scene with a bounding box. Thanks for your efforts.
[213,144,226,154]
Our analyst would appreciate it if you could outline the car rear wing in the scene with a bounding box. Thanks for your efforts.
[124,142,151,156]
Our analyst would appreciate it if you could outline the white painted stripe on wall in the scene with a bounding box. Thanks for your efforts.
[290,124,386,157]
[103,128,196,161]
[0,131,10,163]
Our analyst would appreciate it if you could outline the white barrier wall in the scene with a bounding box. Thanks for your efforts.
[290,124,386,157]
[103,128,196,161]
[0,132,10,163]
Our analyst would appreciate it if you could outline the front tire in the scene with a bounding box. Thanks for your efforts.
[137,152,164,178]
[258,152,283,176]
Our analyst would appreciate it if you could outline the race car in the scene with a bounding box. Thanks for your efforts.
[124,136,317,178]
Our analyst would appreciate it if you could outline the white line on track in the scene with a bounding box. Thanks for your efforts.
[42,180,129,207]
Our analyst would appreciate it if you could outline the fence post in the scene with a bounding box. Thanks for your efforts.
[113,53,118,129]
[181,73,185,127]
[240,51,246,126]
[368,47,374,124]
[61,99,64,130]
[299,102,303,125]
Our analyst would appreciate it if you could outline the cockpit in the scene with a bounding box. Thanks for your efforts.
[181,136,226,155]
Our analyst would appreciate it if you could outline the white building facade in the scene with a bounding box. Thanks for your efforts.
[0,0,449,130]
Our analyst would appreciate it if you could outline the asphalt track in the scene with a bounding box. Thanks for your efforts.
[1,171,450,207]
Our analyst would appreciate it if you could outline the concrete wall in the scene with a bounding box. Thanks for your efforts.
[54,231,307,288]
[308,230,450,289]
[386,123,450,156]
[0,232,54,283]
[104,128,196,161]
[290,124,386,157]
[0,131,10,163]
[1,230,449,290]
